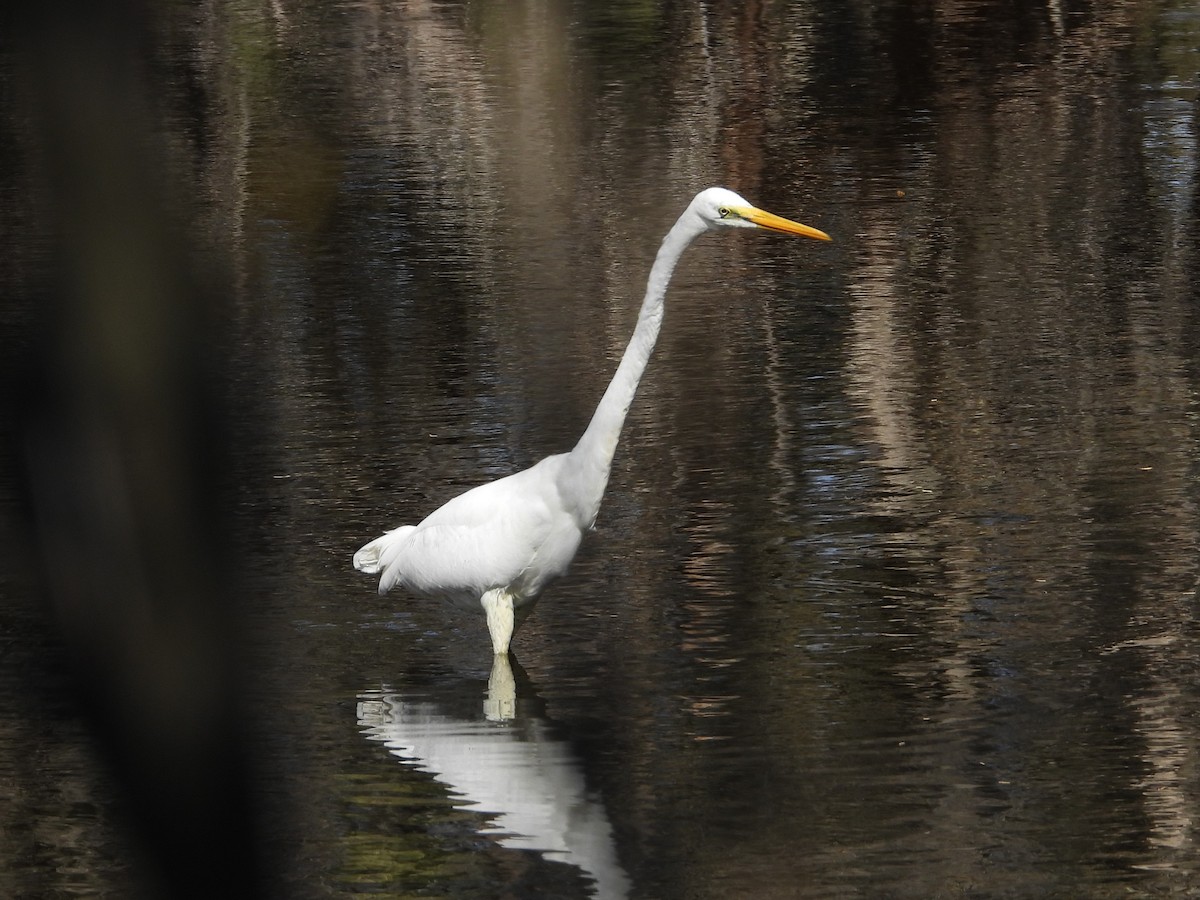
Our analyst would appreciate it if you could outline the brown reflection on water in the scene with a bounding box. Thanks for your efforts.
[835,0,1200,885]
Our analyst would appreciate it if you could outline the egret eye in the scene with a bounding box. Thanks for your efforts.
[718,207,730,219]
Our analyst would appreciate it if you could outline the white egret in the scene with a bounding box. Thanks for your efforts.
[354,187,830,655]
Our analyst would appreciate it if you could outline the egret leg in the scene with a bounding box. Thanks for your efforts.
[484,653,516,722]
[481,588,515,656]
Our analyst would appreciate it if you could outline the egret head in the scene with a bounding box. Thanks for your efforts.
[692,187,831,241]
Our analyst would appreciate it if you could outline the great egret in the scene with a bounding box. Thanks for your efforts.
[354,187,830,655]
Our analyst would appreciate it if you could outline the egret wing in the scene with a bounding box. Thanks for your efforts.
[377,464,565,602]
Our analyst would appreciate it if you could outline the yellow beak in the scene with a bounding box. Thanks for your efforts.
[738,205,831,241]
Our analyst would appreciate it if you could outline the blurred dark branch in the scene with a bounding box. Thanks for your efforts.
[6,1,264,896]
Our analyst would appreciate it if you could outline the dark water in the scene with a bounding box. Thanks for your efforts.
[3,1,1200,897]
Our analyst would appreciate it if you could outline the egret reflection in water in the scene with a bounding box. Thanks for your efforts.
[357,655,632,899]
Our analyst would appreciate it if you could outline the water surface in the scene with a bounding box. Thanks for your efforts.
[3,1,1199,897]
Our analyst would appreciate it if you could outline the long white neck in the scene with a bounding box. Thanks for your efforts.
[563,206,708,524]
